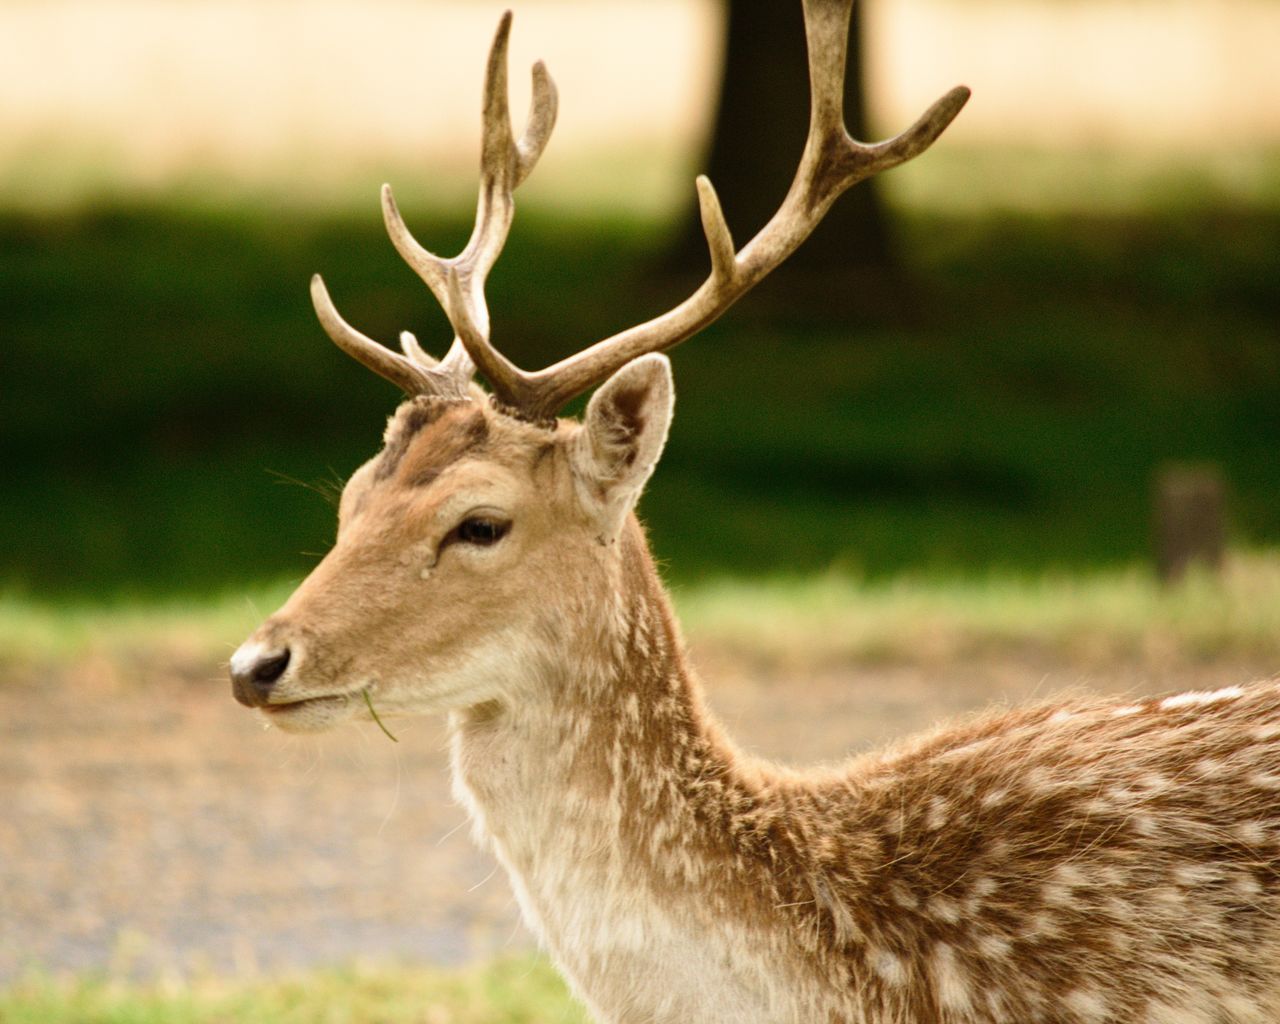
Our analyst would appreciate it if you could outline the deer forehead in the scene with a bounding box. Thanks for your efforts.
[375,400,491,485]
[357,398,571,513]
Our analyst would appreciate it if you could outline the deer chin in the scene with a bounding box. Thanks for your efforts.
[261,692,362,733]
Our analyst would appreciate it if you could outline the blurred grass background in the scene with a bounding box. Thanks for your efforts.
[5,188,1278,594]
[3,0,1279,598]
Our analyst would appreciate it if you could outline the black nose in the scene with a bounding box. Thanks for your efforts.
[230,647,291,707]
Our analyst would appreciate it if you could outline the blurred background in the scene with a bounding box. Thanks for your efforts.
[5,0,1277,594]
[3,0,1280,1017]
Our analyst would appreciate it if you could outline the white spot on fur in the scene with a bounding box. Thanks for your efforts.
[1221,994,1266,1023]
[986,988,1012,1023]
[1141,998,1215,1024]
[1020,912,1060,940]
[1160,686,1244,710]
[1043,861,1088,905]
[1235,873,1263,900]
[981,787,1009,808]
[1023,766,1057,792]
[1042,882,1072,906]
[871,949,906,986]
[1251,721,1280,741]
[1235,820,1267,845]
[1112,703,1145,716]
[931,943,971,1012]
[1174,863,1223,888]
[975,932,1013,960]
[925,795,949,830]
[971,876,998,899]
[1063,986,1109,1023]
[1247,770,1280,789]
[927,895,961,923]
[1049,709,1075,724]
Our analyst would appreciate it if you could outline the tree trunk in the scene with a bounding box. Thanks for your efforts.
[1153,464,1226,585]
[664,0,897,315]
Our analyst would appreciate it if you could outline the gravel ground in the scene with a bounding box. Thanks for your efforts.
[2,648,1273,981]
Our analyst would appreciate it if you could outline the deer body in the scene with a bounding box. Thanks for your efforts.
[228,3,1280,1020]
[443,506,1280,1024]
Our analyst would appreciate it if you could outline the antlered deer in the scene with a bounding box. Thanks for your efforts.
[231,3,1280,1022]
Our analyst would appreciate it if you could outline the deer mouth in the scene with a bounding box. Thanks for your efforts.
[261,692,360,731]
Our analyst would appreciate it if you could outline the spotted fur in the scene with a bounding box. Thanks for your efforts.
[451,521,1280,1024]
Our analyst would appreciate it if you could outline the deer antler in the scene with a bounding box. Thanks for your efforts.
[452,0,969,422]
[310,11,558,401]
[315,1,966,422]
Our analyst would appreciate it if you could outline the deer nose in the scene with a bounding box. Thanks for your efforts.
[230,642,292,707]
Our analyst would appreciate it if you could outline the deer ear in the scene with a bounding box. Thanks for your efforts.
[570,353,674,542]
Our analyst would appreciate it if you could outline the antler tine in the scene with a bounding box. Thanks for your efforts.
[423,335,477,381]
[381,184,449,308]
[310,275,471,399]
[398,331,476,381]
[515,60,558,186]
[376,11,559,413]
[379,12,521,310]
[463,0,968,423]
[399,331,439,368]
[855,85,972,175]
[444,13,558,411]
[797,0,968,192]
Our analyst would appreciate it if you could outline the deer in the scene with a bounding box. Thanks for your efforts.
[230,3,1280,1022]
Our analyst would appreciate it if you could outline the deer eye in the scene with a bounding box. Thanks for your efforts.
[452,515,511,547]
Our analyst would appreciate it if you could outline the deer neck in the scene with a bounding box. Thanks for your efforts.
[445,519,794,1015]
[448,515,756,874]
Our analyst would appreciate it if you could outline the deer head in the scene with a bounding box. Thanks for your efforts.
[230,2,968,731]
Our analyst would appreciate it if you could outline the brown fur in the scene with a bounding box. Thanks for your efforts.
[235,372,1280,1024]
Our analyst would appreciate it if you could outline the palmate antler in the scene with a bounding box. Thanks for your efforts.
[313,1,969,423]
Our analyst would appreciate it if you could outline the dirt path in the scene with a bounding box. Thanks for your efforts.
[1,650,1272,980]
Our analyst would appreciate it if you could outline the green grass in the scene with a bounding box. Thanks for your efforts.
[0,956,586,1024]
[677,551,1280,667]
[0,584,293,669]
[7,553,1280,672]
